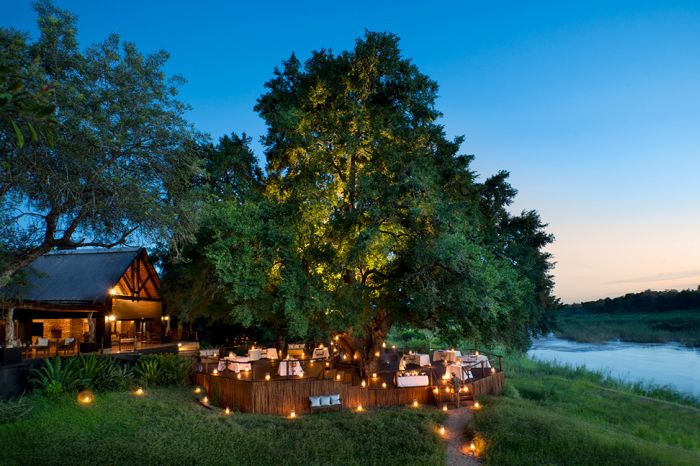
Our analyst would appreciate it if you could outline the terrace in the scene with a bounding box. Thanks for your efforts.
[195,341,504,416]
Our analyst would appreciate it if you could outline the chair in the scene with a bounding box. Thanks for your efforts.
[58,337,76,355]
[33,337,50,357]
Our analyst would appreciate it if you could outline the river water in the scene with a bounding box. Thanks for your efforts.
[527,335,700,397]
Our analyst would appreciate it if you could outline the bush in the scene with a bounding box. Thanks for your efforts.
[28,357,80,396]
[136,354,193,387]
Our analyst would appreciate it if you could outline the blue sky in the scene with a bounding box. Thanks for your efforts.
[3,1,699,302]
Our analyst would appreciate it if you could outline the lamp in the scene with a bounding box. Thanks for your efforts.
[474,401,481,409]
[412,400,419,408]
[442,405,448,412]
[134,387,144,396]
[335,374,341,381]
[439,425,445,436]
[289,411,296,419]
[224,407,231,415]
[194,387,202,394]
[265,373,270,381]
[202,396,208,404]
[381,382,387,389]
[77,390,93,405]
[361,380,366,388]
[356,404,364,412]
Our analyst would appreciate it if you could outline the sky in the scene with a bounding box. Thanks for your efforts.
[3,1,699,303]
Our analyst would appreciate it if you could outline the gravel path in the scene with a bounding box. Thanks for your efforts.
[443,406,481,466]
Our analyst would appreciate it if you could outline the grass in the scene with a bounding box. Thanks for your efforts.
[471,355,700,465]
[555,308,700,346]
[0,387,445,466]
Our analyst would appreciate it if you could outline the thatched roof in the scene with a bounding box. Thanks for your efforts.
[7,247,146,305]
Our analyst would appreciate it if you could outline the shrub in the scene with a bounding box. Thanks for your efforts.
[136,358,160,387]
[77,354,107,390]
[28,357,80,396]
[0,396,32,424]
[136,354,193,387]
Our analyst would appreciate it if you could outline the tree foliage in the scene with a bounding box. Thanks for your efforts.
[166,32,555,365]
[0,0,202,287]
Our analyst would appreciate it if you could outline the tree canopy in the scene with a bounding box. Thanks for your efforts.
[0,1,202,287]
[165,32,555,365]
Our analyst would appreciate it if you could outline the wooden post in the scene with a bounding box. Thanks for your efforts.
[4,306,15,347]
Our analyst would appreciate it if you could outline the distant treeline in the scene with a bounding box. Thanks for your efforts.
[564,287,700,314]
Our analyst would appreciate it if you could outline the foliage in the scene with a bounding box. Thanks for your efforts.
[563,286,700,314]
[136,354,192,386]
[0,387,446,466]
[75,355,134,391]
[470,355,700,465]
[166,31,555,368]
[0,395,32,424]
[0,0,203,288]
[28,357,79,396]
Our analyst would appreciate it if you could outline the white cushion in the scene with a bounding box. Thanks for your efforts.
[330,394,341,406]
[319,396,331,406]
[309,396,321,408]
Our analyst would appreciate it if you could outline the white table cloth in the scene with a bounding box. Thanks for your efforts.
[443,363,473,381]
[265,348,279,359]
[432,350,462,362]
[248,348,262,360]
[396,374,430,387]
[402,353,430,367]
[461,354,491,368]
[312,347,330,359]
[224,356,252,372]
[278,358,304,377]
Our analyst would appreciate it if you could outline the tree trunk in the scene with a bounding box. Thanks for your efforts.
[4,307,15,347]
[339,309,393,377]
[87,312,96,343]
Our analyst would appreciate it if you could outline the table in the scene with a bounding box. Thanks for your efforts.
[224,356,252,372]
[432,350,462,362]
[401,353,430,367]
[443,363,472,381]
[248,348,262,360]
[396,374,430,387]
[265,348,279,359]
[312,347,330,359]
[462,354,491,368]
[278,358,304,377]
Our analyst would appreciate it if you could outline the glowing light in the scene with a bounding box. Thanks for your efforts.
[236,373,242,379]
[433,387,439,395]
[109,288,117,295]
[442,405,448,412]
[325,362,330,367]
[334,335,340,341]
[470,441,476,455]
[356,404,364,412]
[194,387,202,394]
[229,352,234,358]
[474,401,481,409]
[439,425,446,436]
[336,374,341,381]
[109,315,116,322]
[134,387,144,396]
[265,373,271,381]
[289,411,296,419]
[77,390,93,405]
[212,369,219,376]
[491,367,496,374]
[224,407,231,415]
[391,345,396,350]
[412,400,419,408]
[381,382,387,389]
[319,343,324,349]
[475,351,480,356]
[298,372,303,378]
[372,372,377,378]
[374,351,380,357]
[361,380,366,388]
[177,342,182,348]
[202,396,209,404]
[382,342,386,348]
[342,354,347,360]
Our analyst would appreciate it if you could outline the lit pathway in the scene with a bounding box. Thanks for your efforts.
[443,406,481,466]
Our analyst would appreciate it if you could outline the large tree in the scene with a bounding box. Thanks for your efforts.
[0,1,202,287]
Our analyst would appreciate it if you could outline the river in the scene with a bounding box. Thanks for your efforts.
[527,335,700,397]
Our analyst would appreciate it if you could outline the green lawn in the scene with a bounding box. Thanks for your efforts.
[470,355,700,465]
[0,387,445,466]
[555,308,700,346]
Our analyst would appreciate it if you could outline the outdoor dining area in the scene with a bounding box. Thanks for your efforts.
[194,339,505,416]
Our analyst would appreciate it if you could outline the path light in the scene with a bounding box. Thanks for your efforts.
[202,396,209,404]
[77,390,93,405]
[289,411,296,419]
[224,407,231,415]
[412,400,419,408]
[474,401,481,409]
[442,405,448,412]
[336,374,341,381]
[381,382,387,389]
[361,380,366,388]
[469,441,476,456]
[356,404,364,412]
[439,425,446,436]
[212,369,219,376]
[432,387,439,395]
[134,387,144,396]
[194,387,202,394]
[374,351,380,357]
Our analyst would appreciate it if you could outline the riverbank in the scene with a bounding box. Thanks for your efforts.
[555,308,700,347]
[470,355,700,465]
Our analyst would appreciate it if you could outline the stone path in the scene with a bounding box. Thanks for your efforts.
[443,406,481,466]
